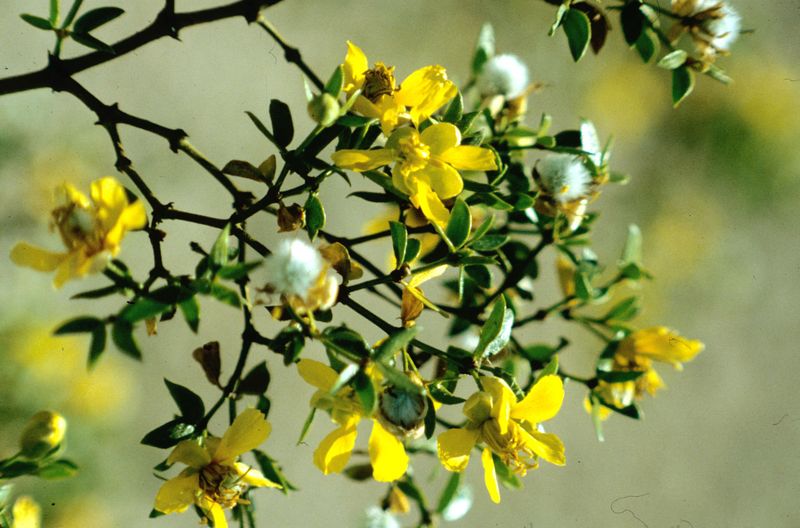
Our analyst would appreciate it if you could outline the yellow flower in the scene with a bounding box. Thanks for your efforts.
[19,410,67,458]
[342,41,457,135]
[332,123,496,226]
[437,375,565,503]
[297,359,409,482]
[10,177,146,288]
[11,496,40,528]
[401,264,448,326]
[587,327,704,419]
[154,408,281,528]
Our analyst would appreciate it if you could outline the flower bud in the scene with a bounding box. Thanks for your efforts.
[20,411,67,458]
[377,374,428,439]
[307,93,341,127]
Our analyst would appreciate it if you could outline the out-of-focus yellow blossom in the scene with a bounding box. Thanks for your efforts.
[10,496,40,528]
[297,359,409,482]
[10,177,146,288]
[401,265,448,326]
[342,41,457,135]
[587,327,704,419]
[154,408,281,528]
[48,496,115,528]
[437,375,565,503]
[332,123,496,227]
[19,410,67,458]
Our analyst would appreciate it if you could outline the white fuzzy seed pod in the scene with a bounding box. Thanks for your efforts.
[263,238,323,297]
[476,54,529,99]
[536,153,592,203]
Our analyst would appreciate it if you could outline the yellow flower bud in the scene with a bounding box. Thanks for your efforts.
[307,93,340,127]
[19,411,67,458]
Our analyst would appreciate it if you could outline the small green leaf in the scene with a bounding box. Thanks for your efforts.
[474,296,514,358]
[470,234,508,252]
[620,1,644,45]
[71,31,114,54]
[443,91,463,124]
[178,297,200,333]
[464,264,492,289]
[37,459,78,480]
[445,198,472,249]
[210,223,231,269]
[336,114,376,127]
[209,283,241,308]
[536,355,559,380]
[436,472,462,514]
[672,65,695,107]
[549,4,569,36]
[164,379,205,422]
[603,296,641,322]
[269,99,294,148]
[471,22,495,74]
[253,450,296,494]
[305,194,325,240]
[239,362,271,395]
[271,326,305,366]
[20,14,54,30]
[353,370,376,415]
[619,224,643,266]
[88,325,106,368]
[324,65,344,97]
[120,298,169,323]
[329,364,359,396]
[111,320,141,359]
[140,420,195,448]
[657,49,688,69]
[73,6,123,34]
[424,395,436,438]
[54,316,103,335]
[49,0,60,25]
[404,238,421,264]
[428,383,465,405]
[71,284,122,299]
[222,160,265,182]
[245,111,279,145]
[596,370,644,383]
[562,9,591,62]
[389,221,407,267]
[374,326,418,362]
[634,28,659,63]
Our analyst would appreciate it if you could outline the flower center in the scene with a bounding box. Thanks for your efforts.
[362,62,397,102]
[397,135,431,175]
[52,203,101,252]
[199,463,248,510]
[480,420,537,476]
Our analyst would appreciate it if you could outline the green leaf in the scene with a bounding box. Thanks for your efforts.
[445,198,472,249]
[471,22,495,74]
[521,344,558,363]
[73,6,123,34]
[20,14,54,30]
[376,364,423,394]
[62,0,85,27]
[492,454,522,489]
[269,99,294,148]
[436,472,462,514]
[49,0,60,24]
[71,284,122,299]
[239,362,271,395]
[54,316,103,335]
[271,326,305,365]
[464,264,492,289]
[71,31,114,54]
[88,325,106,368]
[562,9,591,62]
[304,194,325,240]
[217,261,261,281]
[470,234,508,252]
[536,355,559,380]
[222,160,265,182]
[324,65,344,97]
[389,221,407,267]
[619,224,642,266]
[603,296,641,322]
[474,296,514,358]
[374,326,418,362]
[253,450,296,494]
[209,283,241,308]
[620,1,644,45]
[657,49,688,69]
[424,395,437,438]
[329,364,359,396]
[336,114,376,127]
[404,238,421,263]
[37,459,78,480]
[120,298,169,323]
[596,370,644,383]
[443,91,463,124]
[164,379,205,422]
[178,297,200,333]
[323,326,373,359]
[353,370,376,415]
[0,460,39,478]
[549,3,569,36]
[140,420,195,448]
[428,383,465,405]
[634,28,659,63]
[245,111,279,145]
[672,65,695,107]
[111,319,141,359]
[210,223,231,269]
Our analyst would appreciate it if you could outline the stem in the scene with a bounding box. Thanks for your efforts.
[255,16,324,90]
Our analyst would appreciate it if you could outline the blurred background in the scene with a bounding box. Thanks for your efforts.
[1,0,798,526]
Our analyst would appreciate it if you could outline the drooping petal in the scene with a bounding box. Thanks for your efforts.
[297,358,338,391]
[409,181,450,228]
[479,376,516,434]
[373,94,406,136]
[419,123,461,155]
[619,327,704,368]
[53,251,83,288]
[343,41,369,93]
[167,439,212,468]
[481,447,501,504]
[407,264,448,289]
[511,375,565,425]
[313,421,358,475]
[233,462,282,489]
[10,243,66,272]
[332,148,395,172]
[437,427,479,472]
[395,65,457,124]
[439,145,497,171]
[198,497,228,528]
[417,162,463,200]
[368,420,409,482]
[214,408,270,463]
[154,473,199,514]
[522,429,566,466]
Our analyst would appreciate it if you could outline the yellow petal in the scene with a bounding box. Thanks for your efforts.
[523,429,566,466]
[407,264,448,288]
[53,251,83,288]
[313,422,358,474]
[234,462,282,489]
[619,327,704,368]
[369,420,409,482]
[343,41,368,92]
[481,447,501,504]
[214,408,270,463]
[419,123,461,155]
[11,496,40,528]
[332,148,395,172]
[410,181,450,228]
[395,65,457,124]
[479,376,516,434]
[436,427,479,472]
[167,439,212,468]
[91,177,129,231]
[352,95,382,119]
[439,145,497,171]
[198,498,228,528]
[120,200,147,230]
[154,473,199,514]
[511,375,565,425]
[417,162,463,200]
[10,242,66,272]
[297,359,338,391]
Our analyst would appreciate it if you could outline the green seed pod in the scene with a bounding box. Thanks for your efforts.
[307,93,340,128]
